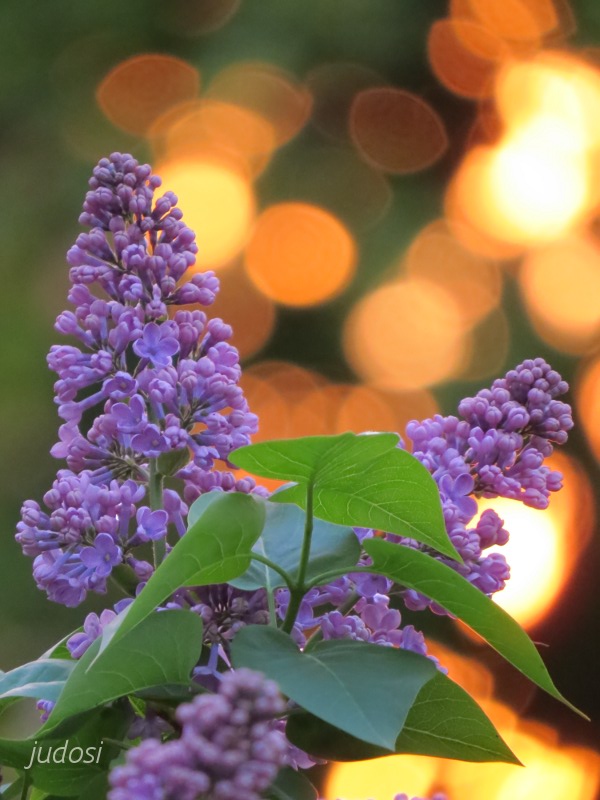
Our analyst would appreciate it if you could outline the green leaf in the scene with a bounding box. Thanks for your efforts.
[40,610,202,735]
[76,773,109,800]
[0,706,127,795]
[186,490,226,527]
[231,625,437,750]
[40,631,79,661]
[365,538,585,716]
[97,492,265,656]
[267,767,318,800]
[29,707,128,796]
[29,788,50,800]
[0,661,75,703]
[230,501,360,591]
[231,433,459,560]
[0,779,26,798]
[133,683,202,702]
[287,670,519,764]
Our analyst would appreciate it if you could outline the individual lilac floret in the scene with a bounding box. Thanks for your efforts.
[187,585,270,646]
[320,594,445,670]
[108,668,287,800]
[36,699,56,724]
[67,608,118,659]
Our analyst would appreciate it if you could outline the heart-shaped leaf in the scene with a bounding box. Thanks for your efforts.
[92,491,265,660]
[231,625,437,750]
[230,501,360,591]
[365,538,584,716]
[41,609,202,734]
[232,433,459,560]
[287,670,519,764]
[0,707,127,795]
[267,767,318,800]
[0,660,75,703]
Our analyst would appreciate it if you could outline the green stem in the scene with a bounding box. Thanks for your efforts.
[282,483,314,634]
[103,737,134,752]
[149,458,166,567]
[250,553,296,590]
[266,586,277,627]
[20,775,31,800]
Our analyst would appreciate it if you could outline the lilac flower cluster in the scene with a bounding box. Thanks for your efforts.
[273,566,443,670]
[402,357,573,609]
[16,153,259,606]
[108,668,287,800]
[270,358,572,641]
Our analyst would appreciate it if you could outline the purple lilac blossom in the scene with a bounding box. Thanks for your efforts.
[36,699,56,724]
[402,357,572,610]
[67,608,119,658]
[108,668,287,800]
[159,584,270,650]
[273,358,572,643]
[16,153,259,606]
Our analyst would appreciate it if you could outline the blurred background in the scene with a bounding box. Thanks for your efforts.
[1,0,600,797]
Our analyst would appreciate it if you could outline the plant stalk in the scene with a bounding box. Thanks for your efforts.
[149,457,166,567]
[281,483,314,634]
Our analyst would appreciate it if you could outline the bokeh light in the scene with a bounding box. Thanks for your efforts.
[519,235,600,354]
[96,54,200,136]
[245,202,356,307]
[478,497,565,629]
[449,0,571,55]
[428,19,508,99]
[157,157,254,270]
[335,385,405,434]
[447,51,600,251]
[350,87,449,174]
[494,53,600,142]
[206,61,312,146]
[463,0,543,50]
[326,754,439,800]
[286,146,393,230]
[205,263,276,360]
[343,277,468,391]
[306,62,384,142]
[457,307,509,382]
[327,639,600,800]
[242,361,326,438]
[444,721,600,800]
[404,219,502,328]
[152,99,277,177]
[576,355,600,462]
[164,0,242,36]
[476,453,593,629]
[449,136,588,251]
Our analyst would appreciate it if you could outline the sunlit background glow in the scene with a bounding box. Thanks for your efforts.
[328,643,600,800]
[4,0,600,795]
[245,202,357,307]
[70,6,600,798]
[157,158,255,270]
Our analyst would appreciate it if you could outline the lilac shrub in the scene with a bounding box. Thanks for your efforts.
[5,153,580,800]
